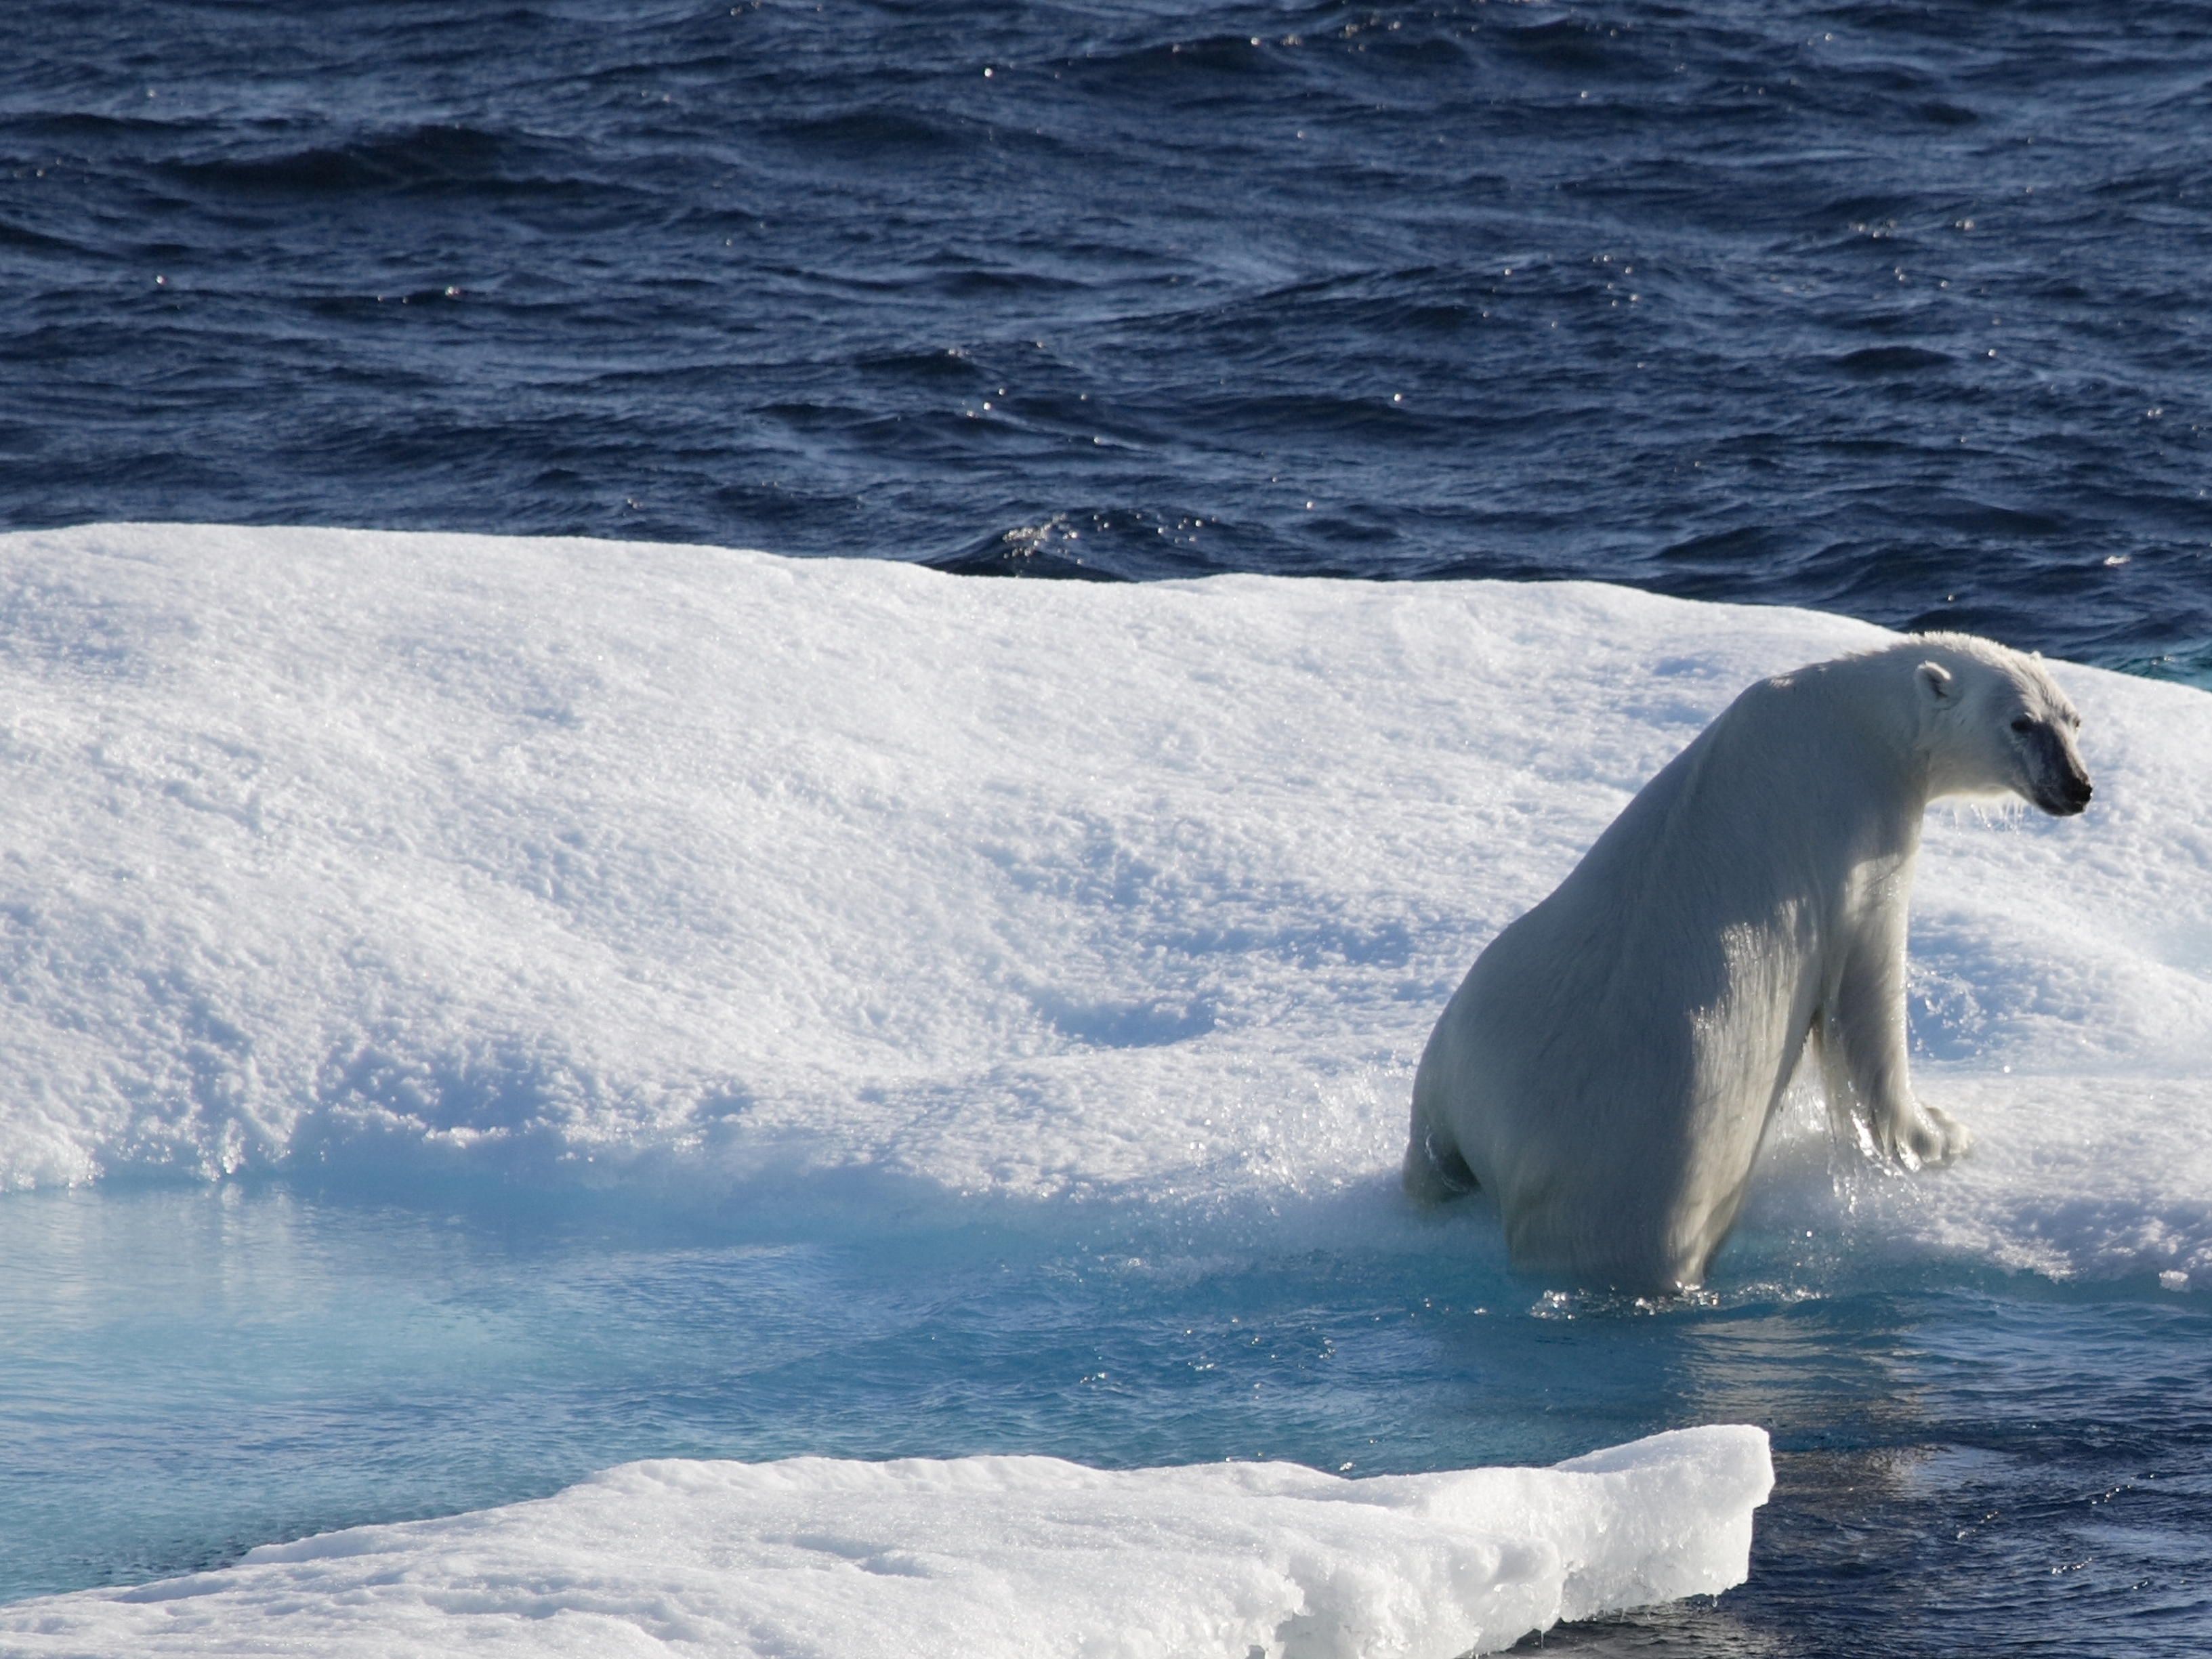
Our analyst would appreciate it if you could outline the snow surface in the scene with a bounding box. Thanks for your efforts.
[0,1427,1771,1658]
[0,524,2206,1279]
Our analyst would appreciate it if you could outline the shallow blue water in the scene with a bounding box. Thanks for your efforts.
[3,0,2209,678]
[3,1185,2207,1654]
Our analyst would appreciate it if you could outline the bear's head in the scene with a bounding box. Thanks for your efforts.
[1913,634,2093,816]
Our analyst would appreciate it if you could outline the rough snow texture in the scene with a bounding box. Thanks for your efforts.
[0,1427,1772,1659]
[0,524,2206,1277]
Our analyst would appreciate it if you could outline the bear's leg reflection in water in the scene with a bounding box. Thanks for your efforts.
[1406,633,2093,1294]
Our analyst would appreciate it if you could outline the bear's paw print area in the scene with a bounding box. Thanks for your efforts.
[1908,906,2212,1078]
[1031,992,1217,1050]
[1906,957,1990,1064]
[2154,918,2212,986]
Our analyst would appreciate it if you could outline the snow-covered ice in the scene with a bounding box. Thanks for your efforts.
[0,523,2203,1278]
[0,1428,1772,1658]
[0,522,2205,1651]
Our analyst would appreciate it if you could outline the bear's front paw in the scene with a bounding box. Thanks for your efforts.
[1892,1099,1973,1171]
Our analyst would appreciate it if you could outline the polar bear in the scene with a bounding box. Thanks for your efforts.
[1404,633,2092,1293]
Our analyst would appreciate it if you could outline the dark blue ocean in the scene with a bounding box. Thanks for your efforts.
[3,0,2209,678]
[3,5,2211,1657]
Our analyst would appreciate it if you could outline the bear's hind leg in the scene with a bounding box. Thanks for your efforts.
[1402,1121,1479,1204]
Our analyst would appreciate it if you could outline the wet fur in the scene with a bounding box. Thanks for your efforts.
[1404,634,2092,1292]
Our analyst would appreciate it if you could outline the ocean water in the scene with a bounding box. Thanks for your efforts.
[2,0,2209,678]
[1,1,2209,1653]
[3,1187,2198,1656]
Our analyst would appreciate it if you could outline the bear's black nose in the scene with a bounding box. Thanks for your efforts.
[2037,764,2092,817]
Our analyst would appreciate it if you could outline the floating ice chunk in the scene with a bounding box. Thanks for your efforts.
[0,524,2206,1281]
[0,1427,1772,1658]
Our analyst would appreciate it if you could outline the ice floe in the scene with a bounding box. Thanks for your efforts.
[0,523,2203,1282]
[0,1427,1772,1658]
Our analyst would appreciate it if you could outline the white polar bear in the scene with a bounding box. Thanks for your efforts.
[1404,633,2093,1293]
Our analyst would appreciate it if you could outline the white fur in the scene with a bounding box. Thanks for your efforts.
[1404,633,2093,1292]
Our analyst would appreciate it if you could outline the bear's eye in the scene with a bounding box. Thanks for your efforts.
[2009,716,2034,734]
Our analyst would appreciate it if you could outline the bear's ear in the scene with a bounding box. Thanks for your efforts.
[1917,660,1955,702]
